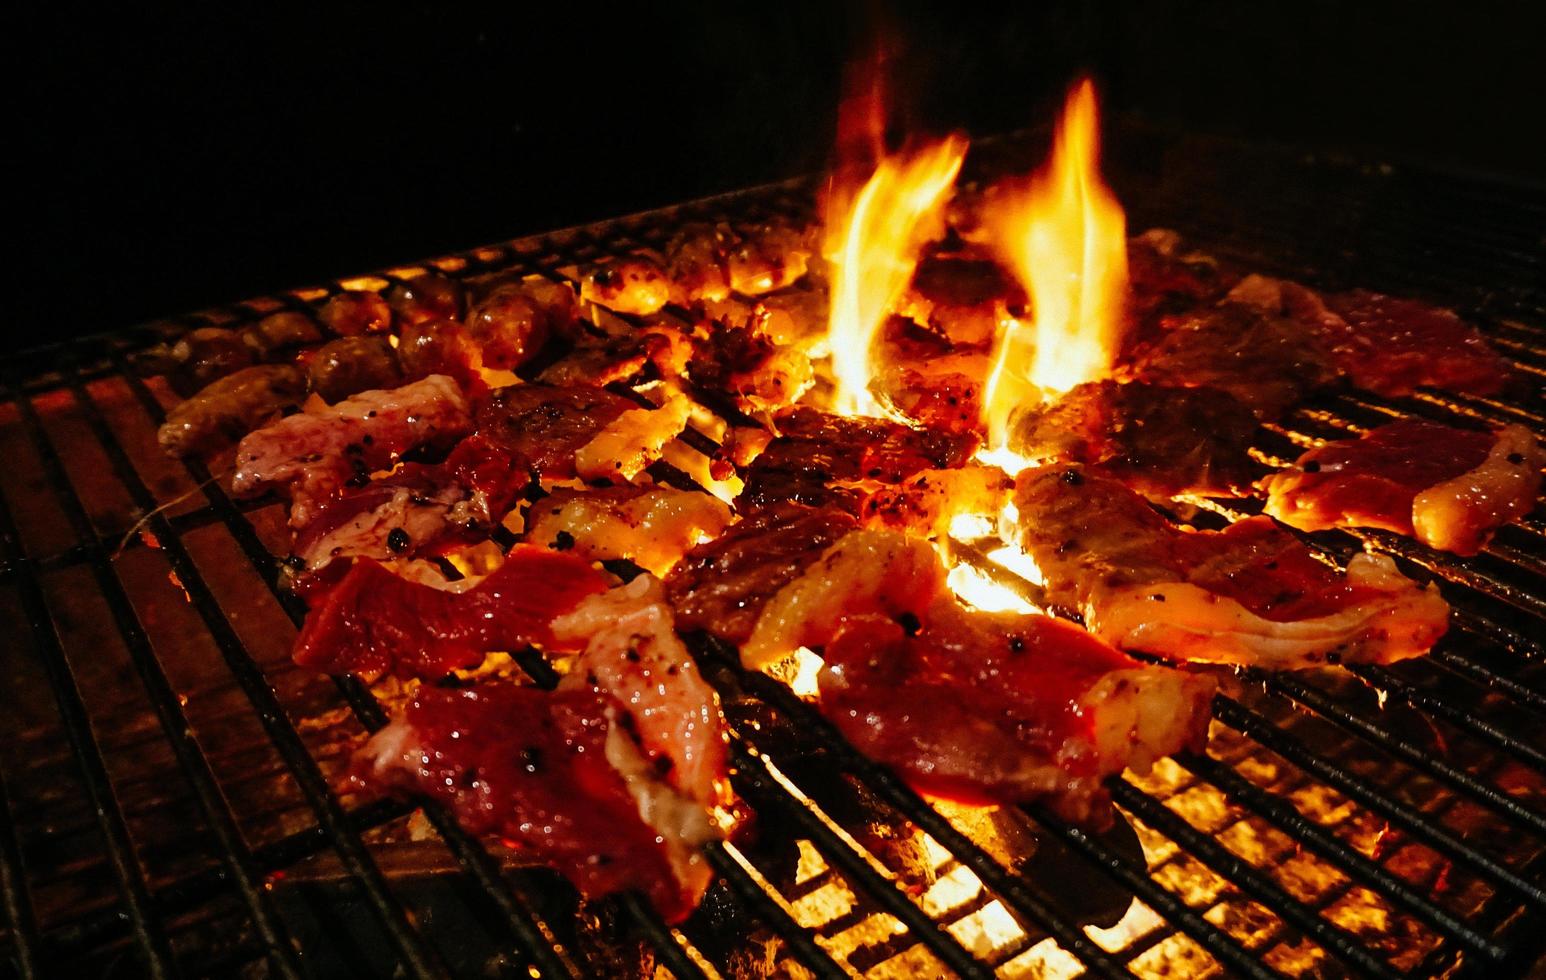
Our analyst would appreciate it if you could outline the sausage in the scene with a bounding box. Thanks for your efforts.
[318,290,392,336]
[306,336,402,403]
[157,364,307,457]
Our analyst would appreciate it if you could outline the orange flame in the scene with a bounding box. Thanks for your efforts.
[825,136,968,417]
[982,79,1128,447]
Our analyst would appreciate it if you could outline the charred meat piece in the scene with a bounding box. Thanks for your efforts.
[538,323,693,388]
[1014,464,1450,669]
[242,311,324,359]
[157,364,307,457]
[318,290,392,337]
[665,503,859,646]
[900,253,1023,348]
[396,317,482,388]
[580,256,672,316]
[700,286,829,348]
[819,602,1214,826]
[1324,290,1513,397]
[466,278,580,371]
[690,324,814,414]
[740,529,945,669]
[1262,420,1543,555]
[305,336,403,404]
[1010,380,1263,498]
[294,544,610,678]
[527,485,733,577]
[1129,301,1339,419]
[352,683,705,921]
[385,272,464,326]
[232,375,472,526]
[741,408,979,511]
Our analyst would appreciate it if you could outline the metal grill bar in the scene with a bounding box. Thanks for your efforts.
[48,363,451,978]
[0,770,40,980]
[2,147,1543,977]
[0,386,180,979]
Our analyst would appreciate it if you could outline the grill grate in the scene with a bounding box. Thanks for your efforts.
[2,126,1544,978]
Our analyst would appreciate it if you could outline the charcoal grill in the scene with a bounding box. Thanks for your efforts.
[2,123,1544,978]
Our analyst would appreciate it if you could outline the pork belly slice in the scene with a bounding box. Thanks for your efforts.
[665,503,859,646]
[1014,465,1449,669]
[294,544,610,679]
[741,407,979,511]
[819,603,1214,826]
[526,485,733,577]
[689,323,815,414]
[353,684,713,922]
[849,466,1013,541]
[1009,379,1262,499]
[231,375,472,526]
[1262,420,1543,555]
[1324,290,1513,398]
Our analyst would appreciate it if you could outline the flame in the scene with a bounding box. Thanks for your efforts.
[825,136,968,417]
[982,79,1128,447]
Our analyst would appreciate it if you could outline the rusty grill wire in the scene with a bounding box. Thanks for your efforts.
[1,127,1544,978]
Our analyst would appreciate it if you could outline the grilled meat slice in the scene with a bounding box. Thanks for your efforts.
[850,466,1013,540]
[1009,380,1263,498]
[527,485,733,576]
[446,384,636,511]
[288,464,484,580]
[689,323,815,414]
[665,503,859,646]
[740,529,945,668]
[553,575,732,812]
[305,336,403,404]
[581,256,673,316]
[1324,290,1513,397]
[157,364,308,457]
[353,683,708,921]
[899,253,1023,348]
[294,544,610,679]
[232,375,472,526]
[1262,420,1543,555]
[1014,464,1449,669]
[819,603,1214,826]
[725,220,814,296]
[538,323,693,388]
[318,290,392,336]
[1129,300,1340,419]
[741,408,979,511]
[1124,229,1238,342]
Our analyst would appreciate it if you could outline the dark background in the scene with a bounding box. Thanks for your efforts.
[14,2,1545,343]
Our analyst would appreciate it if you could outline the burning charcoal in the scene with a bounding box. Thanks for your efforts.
[305,335,402,404]
[385,272,464,326]
[318,289,392,336]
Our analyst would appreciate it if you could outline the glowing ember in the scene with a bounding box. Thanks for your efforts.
[945,564,1039,614]
[826,137,968,417]
[982,79,1128,447]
